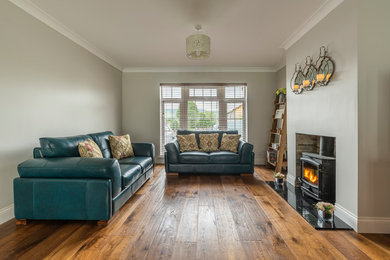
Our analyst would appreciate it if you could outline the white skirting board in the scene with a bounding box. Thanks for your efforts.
[0,204,14,225]
[358,217,390,234]
[335,203,357,231]
[286,174,296,186]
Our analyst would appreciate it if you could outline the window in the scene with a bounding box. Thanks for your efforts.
[160,84,247,155]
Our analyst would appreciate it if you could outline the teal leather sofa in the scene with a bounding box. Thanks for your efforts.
[165,130,254,174]
[14,131,154,223]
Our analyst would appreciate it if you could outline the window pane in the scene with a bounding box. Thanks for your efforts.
[162,86,181,98]
[227,103,243,135]
[189,88,217,97]
[225,86,245,99]
[164,103,180,144]
[187,101,219,130]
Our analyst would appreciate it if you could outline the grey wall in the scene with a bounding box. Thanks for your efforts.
[286,0,358,227]
[276,66,286,90]
[122,72,277,164]
[0,1,122,221]
[357,0,390,232]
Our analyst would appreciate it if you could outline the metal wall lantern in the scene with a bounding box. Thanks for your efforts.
[290,63,304,94]
[302,56,317,91]
[290,46,335,95]
[315,46,335,86]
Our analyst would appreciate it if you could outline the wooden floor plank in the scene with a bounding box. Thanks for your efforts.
[144,175,189,259]
[196,205,225,260]
[339,230,390,259]
[0,165,387,260]
[171,242,197,260]
[320,231,371,259]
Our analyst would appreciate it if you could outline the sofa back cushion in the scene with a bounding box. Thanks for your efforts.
[176,130,238,147]
[88,131,113,158]
[40,135,89,158]
[39,131,114,158]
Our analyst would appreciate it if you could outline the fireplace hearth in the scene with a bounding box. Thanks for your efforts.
[266,134,349,230]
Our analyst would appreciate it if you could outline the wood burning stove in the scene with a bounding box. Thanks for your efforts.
[299,136,335,203]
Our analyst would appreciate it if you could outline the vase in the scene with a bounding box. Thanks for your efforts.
[318,210,333,221]
[278,93,285,103]
[275,178,284,185]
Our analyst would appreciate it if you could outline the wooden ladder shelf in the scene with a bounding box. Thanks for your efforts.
[266,95,287,172]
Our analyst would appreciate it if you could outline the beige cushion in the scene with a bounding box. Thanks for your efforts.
[176,134,199,152]
[78,139,103,158]
[199,133,219,152]
[219,133,241,153]
[109,134,135,159]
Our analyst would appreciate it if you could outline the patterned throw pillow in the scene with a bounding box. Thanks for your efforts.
[109,134,135,159]
[176,134,199,152]
[219,133,241,153]
[78,139,103,158]
[199,133,219,152]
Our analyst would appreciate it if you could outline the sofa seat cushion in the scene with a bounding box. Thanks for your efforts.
[119,156,153,171]
[120,164,142,189]
[179,152,209,164]
[209,151,240,164]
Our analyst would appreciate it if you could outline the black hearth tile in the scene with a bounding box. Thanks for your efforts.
[266,181,352,230]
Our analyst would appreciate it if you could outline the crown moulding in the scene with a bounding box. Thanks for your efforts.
[280,0,344,50]
[122,67,278,73]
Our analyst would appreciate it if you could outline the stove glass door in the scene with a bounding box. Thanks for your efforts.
[302,162,319,186]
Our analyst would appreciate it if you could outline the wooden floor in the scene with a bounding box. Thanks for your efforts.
[0,165,389,260]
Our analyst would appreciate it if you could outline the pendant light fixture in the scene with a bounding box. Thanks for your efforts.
[186,25,210,59]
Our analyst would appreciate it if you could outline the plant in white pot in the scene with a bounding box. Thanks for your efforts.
[273,172,285,185]
[315,202,335,221]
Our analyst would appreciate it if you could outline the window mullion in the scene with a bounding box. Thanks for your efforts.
[180,87,188,129]
[218,88,227,130]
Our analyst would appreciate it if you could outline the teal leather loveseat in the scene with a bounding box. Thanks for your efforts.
[165,130,254,174]
[14,131,154,224]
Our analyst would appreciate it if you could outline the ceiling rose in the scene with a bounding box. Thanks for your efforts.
[186,25,210,60]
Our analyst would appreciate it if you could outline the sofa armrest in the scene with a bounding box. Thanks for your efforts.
[17,157,122,197]
[238,141,254,164]
[132,143,155,164]
[165,140,180,164]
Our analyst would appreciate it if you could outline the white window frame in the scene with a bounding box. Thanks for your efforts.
[160,83,248,155]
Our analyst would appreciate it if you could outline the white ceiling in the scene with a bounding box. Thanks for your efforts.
[28,0,329,69]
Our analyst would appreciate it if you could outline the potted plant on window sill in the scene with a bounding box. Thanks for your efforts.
[315,202,335,221]
[273,172,285,185]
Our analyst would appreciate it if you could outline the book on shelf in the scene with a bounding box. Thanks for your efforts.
[267,149,277,163]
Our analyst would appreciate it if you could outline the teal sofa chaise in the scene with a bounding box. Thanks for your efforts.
[14,131,154,224]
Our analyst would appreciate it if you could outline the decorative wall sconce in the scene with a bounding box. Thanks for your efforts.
[303,56,317,91]
[291,46,335,94]
[290,63,304,94]
[315,46,335,86]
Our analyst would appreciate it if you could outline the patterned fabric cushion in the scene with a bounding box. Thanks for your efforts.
[109,134,135,159]
[199,133,219,152]
[78,139,103,158]
[176,134,199,152]
[219,133,241,153]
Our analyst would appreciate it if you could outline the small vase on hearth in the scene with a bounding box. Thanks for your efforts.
[318,210,333,221]
[275,177,284,186]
